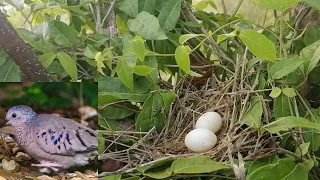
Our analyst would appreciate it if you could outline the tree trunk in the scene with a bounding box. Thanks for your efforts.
[0,12,58,82]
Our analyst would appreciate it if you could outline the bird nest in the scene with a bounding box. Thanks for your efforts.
[99,62,276,177]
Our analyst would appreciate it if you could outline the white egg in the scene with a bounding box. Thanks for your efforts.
[185,128,217,152]
[195,112,222,133]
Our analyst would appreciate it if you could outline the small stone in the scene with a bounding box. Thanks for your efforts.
[36,175,55,180]
[0,133,14,142]
[2,159,18,171]
[12,146,20,154]
[15,152,31,161]
[79,106,97,120]
[70,178,82,180]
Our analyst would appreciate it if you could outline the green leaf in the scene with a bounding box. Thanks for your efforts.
[238,98,262,130]
[274,93,292,119]
[195,0,217,11]
[304,0,320,10]
[300,40,320,75]
[117,0,138,18]
[0,59,20,82]
[264,116,320,133]
[98,76,148,103]
[101,175,121,180]
[0,49,8,67]
[246,58,261,70]
[132,36,146,62]
[127,11,168,40]
[116,58,134,91]
[138,0,156,15]
[16,28,57,53]
[144,167,172,179]
[56,52,78,81]
[303,109,320,152]
[48,20,79,50]
[95,52,106,76]
[84,44,98,59]
[247,158,308,180]
[239,30,277,61]
[133,65,155,76]
[187,70,202,77]
[282,88,297,97]
[269,87,281,98]
[253,0,303,10]
[295,142,310,156]
[269,57,303,79]
[171,156,230,174]
[302,159,314,171]
[175,46,190,73]
[247,156,280,175]
[136,92,175,132]
[304,26,320,46]
[39,52,56,68]
[99,118,120,130]
[217,29,238,44]
[102,49,113,70]
[100,106,135,120]
[179,34,204,45]
[137,157,175,173]
[158,0,182,31]
[98,131,105,154]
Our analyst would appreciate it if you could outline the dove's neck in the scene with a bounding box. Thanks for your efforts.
[12,122,33,146]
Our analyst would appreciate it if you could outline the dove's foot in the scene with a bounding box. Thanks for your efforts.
[32,163,63,173]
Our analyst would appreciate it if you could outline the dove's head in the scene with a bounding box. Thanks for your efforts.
[2,105,37,127]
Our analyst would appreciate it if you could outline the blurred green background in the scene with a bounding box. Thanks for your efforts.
[0,82,97,109]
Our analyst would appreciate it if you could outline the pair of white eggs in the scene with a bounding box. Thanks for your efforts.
[185,112,222,152]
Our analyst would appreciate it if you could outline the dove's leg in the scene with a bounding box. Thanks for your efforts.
[31,163,63,167]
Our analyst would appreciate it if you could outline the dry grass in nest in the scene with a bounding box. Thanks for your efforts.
[99,58,277,177]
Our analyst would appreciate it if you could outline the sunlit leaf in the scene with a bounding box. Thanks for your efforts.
[179,34,204,45]
[56,52,78,81]
[175,45,190,73]
[253,0,303,10]
[132,36,145,62]
[239,30,277,61]
[295,142,310,156]
[282,88,297,97]
[133,65,155,76]
[39,52,56,68]
[95,52,106,76]
[269,87,281,98]
[195,0,217,11]
[116,58,134,91]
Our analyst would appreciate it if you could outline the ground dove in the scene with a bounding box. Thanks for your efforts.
[0,105,98,173]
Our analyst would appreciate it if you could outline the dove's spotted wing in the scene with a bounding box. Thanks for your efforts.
[32,114,98,155]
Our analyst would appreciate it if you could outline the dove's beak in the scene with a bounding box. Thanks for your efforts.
[0,119,8,127]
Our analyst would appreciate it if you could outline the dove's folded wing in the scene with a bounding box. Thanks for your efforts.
[32,114,98,155]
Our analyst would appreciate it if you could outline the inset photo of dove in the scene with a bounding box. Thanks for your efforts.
[0,105,98,174]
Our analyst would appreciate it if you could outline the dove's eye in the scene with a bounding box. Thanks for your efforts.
[12,113,17,118]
